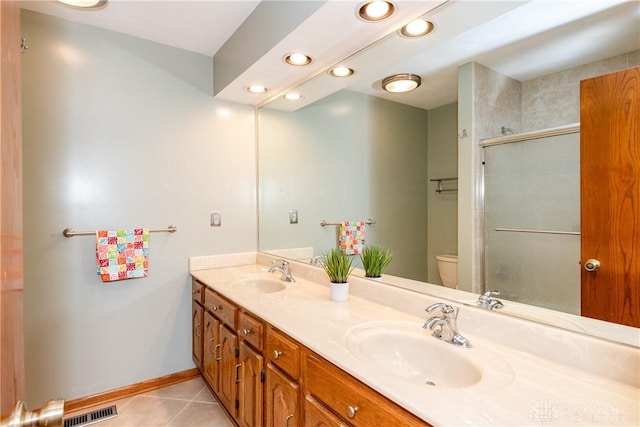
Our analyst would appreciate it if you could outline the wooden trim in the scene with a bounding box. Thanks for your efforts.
[64,368,200,413]
[1,0,25,417]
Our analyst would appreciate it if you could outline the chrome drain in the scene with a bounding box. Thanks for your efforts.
[64,405,117,427]
[425,381,436,386]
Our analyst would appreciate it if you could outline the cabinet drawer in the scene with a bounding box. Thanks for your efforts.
[238,311,264,351]
[305,352,430,427]
[191,279,204,304]
[266,326,300,379]
[204,288,237,329]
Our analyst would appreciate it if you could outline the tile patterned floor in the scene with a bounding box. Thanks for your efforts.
[66,377,233,427]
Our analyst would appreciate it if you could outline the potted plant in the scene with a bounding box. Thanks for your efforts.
[360,245,393,279]
[322,248,354,301]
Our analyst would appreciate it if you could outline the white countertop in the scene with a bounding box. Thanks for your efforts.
[190,255,639,426]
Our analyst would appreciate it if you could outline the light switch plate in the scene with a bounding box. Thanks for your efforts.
[289,209,298,224]
[210,211,222,227]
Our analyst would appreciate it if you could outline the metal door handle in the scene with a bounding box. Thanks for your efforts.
[1,400,65,427]
[584,259,600,272]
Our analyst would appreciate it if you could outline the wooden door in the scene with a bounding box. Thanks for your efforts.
[218,325,238,417]
[304,395,346,427]
[1,0,24,417]
[192,302,204,368]
[202,311,220,390]
[237,342,264,427]
[265,364,299,427]
[580,66,640,327]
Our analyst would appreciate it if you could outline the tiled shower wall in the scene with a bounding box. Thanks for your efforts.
[521,50,640,131]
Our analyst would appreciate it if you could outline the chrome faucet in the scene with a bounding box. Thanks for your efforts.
[476,290,504,310]
[423,303,471,348]
[268,259,295,282]
[309,255,326,267]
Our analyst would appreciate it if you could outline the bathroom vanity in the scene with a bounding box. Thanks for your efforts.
[190,252,639,426]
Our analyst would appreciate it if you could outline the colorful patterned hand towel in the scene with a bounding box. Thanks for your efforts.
[96,229,149,282]
[338,221,366,255]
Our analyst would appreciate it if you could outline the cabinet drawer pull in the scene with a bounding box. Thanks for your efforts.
[214,343,222,361]
[192,289,200,295]
[272,350,282,359]
[285,414,294,426]
[240,328,252,336]
[195,324,200,338]
[235,363,242,383]
[211,305,221,311]
[346,405,359,418]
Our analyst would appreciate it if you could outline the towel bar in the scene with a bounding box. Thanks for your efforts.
[320,219,375,227]
[63,225,177,238]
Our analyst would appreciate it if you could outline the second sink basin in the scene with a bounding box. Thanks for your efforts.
[228,274,288,294]
[345,321,484,388]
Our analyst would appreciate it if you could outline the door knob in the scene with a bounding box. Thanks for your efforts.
[1,400,64,427]
[584,259,600,272]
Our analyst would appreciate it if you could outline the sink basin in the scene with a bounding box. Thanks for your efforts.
[345,321,482,388]
[228,275,288,294]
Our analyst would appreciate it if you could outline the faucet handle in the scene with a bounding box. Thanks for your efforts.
[480,290,500,298]
[425,302,455,315]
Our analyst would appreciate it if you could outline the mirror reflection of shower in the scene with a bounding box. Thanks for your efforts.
[482,125,581,314]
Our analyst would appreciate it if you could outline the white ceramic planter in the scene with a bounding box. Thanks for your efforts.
[330,282,349,302]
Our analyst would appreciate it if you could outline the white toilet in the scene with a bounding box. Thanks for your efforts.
[436,254,458,289]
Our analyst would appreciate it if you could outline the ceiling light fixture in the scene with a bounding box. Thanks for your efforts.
[246,85,269,94]
[284,53,313,66]
[400,19,434,38]
[329,66,355,78]
[56,0,108,9]
[358,1,395,22]
[283,93,303,101]
[382,73,421,93]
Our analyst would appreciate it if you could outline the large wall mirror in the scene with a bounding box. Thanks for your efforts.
[257,0,639,346]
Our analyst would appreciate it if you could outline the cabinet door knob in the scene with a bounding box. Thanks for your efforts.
[346,405,359,418]
[240,328,252,336]
[192,289,199,295]
[272,350,282,359]
[212,305,221,311]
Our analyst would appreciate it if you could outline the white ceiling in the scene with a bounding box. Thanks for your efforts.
[21,0,640,111]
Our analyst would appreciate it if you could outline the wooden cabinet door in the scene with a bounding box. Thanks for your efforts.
[192,301,204,369]
[580,66,640,327]
[304,395,347,427]
[265,364,299,427]
[218,325,238,417]
[202,311,220,390]
[238,342,264,427]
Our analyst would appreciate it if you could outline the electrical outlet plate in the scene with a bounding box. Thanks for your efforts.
[289,210,298,224]
[210,211,222,227]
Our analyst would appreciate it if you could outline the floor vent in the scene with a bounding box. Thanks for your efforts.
[63,405,118,427]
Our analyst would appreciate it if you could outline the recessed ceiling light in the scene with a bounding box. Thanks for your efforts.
[358,1,395,22]
[329,66,355,78]
[246,85,269,94]
[284,53,313,66]
[382,73,421,93]
[400,19,434,38]
[57,0,108,9]
[283,93,303,101]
